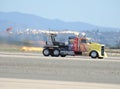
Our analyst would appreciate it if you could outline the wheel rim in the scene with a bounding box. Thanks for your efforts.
[91,51,97,58]
[44,49,49,55]
[53,49,59,56]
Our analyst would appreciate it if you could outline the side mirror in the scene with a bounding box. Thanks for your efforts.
[46,41,47,45]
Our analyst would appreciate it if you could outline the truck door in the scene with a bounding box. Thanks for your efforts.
[73,38,90,52]
[79,38,89,52]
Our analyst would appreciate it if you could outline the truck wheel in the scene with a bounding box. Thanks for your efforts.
[60,54,66,57]
[98,57,103,59]
[90,51,98,58]
[52,49,60,57]
[42,48,50,56]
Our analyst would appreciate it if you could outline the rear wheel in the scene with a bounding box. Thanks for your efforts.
[90,51,98,58]
[60,54,66,57]
[42,48,50,56]
[60,48,67,57]
[52,48,60,57]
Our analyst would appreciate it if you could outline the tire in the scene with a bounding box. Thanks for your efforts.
[60,54,66,57]
[98,57,103,59]
[42,48,50,56]
[60,48,67,57]
[90,51,98,58]
[52,48,60,57]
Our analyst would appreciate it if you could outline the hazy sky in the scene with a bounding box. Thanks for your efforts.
[0,0,120,28]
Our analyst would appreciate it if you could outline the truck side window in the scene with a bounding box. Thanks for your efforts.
[81,39,87,43]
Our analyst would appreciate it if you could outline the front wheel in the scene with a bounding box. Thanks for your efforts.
[98,57,103,59]
[42,48,50,56]
[90,51,98,58]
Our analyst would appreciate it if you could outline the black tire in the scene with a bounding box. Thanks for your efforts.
[90,51,98,58]
[60,48,67,57]
[60,54,66,57]
[42,48,50,56]
[52,48,60,57]
[98,57,103,59]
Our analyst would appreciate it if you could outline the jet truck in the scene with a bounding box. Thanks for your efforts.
[42,31,107,59]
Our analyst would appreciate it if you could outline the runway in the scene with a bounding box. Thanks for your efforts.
[0,78,120,89]
[0,52,120,89]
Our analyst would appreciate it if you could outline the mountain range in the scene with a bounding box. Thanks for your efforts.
[0,12,120,32]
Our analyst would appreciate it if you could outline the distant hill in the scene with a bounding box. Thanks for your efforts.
[0,12,120,32]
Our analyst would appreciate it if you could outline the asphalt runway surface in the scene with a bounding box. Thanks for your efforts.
[0,52,120,89]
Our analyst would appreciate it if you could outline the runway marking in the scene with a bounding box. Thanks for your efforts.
[0,78,120,89]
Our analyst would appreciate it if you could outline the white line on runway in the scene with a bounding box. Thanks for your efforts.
[0,78,120,89]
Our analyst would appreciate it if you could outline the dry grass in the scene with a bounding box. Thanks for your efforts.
[106,49,120,57]
[0,44,43,53]
[0,44,21,52]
